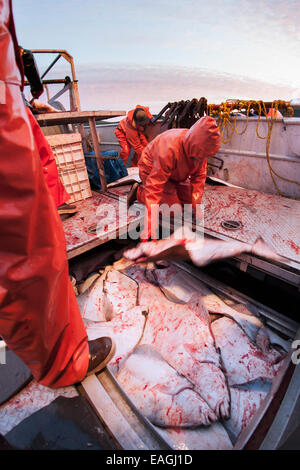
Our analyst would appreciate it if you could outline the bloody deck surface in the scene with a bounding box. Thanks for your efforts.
[0,380,78,435]
[63,184,300,265]
[201,186,300,264]
[62,192,143,259]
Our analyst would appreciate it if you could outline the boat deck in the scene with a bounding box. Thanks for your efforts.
[201,185,300,265]
[62,175,300,285]
[105,177,300,264]
[63,192,143,259]
[106,174,300,283]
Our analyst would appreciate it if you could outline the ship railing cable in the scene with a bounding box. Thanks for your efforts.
[206,99,300,198]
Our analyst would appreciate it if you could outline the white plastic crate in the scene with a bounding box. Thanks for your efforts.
[46,133,92,203]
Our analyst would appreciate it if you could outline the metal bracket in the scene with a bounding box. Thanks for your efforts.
[239,261,248,272]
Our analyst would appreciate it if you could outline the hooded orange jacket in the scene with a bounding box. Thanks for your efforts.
[115,105,152,166]
[137,116,220,239]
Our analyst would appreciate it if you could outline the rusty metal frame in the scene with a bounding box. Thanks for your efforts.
[23,49,81,112]
[27,49,92,171]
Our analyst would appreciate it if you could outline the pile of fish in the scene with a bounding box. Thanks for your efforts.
[78,254,288,450]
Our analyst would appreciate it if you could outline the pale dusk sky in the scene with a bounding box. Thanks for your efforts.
[13,0,300,113]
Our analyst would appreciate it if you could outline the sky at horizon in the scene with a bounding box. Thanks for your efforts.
[13,0,300,114]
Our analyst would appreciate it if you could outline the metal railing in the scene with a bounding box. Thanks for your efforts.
[24,49,81,112]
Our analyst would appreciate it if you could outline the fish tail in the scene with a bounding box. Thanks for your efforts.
[251,237,283,262]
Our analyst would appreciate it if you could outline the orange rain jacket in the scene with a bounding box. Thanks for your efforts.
[0,0,89,388]
[115,105,152,166]
[137,116,221,240]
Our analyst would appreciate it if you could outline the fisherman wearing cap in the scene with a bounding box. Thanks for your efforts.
[115,105,153,166]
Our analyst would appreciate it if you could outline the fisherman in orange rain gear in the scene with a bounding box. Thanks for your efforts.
[115,105,153,166]
[0,0,115,388]
[137,116,221,241]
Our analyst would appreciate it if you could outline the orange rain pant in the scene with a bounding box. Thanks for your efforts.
[137,179,193,207]
[114,127,132,166]
[26,107,70,207]
[115,105,152,166]
[137,178,196,240]
[0,0,89,388]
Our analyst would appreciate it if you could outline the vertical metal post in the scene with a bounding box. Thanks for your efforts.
[0,341,6,365]
[44,84,50,102]
[88,117,107,192]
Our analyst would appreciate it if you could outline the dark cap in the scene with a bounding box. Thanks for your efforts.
[133,108,150,127]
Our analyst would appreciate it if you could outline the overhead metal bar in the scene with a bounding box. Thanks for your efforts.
[48,82,72,105]
[29,49,81,112]
[24,78,69,86]
[40,53,61,79]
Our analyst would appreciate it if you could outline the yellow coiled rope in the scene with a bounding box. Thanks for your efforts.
[206,99,300,198]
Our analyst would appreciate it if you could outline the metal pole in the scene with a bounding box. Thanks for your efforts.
[40,54,61,79]
[88,117,107,192]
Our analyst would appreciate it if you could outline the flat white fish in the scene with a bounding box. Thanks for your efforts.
[211,317,277,386]
[77,270,107,322]
[124,227,283,265]
[124,265,230,422]
[78,269,148,372]
[117,344,215,427]
[151,263,269,348]
[85,306,147,373]
[77,260,284,450]
[102,269,139,319]
[224,386,269,443]
[186,235,283,266]
[77,268,139,322]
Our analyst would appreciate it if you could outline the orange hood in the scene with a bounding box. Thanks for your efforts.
[182,116,220,159]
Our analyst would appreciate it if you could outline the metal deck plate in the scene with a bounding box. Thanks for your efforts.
[4,395,115,450]
[0,348,32,406]
[63,192,143,259]
[107,184,134,198]
[201,186,300,264]
[0,380,78,435]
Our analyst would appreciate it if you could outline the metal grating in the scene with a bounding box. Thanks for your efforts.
[62,192,144,258]
[201,186,300,263]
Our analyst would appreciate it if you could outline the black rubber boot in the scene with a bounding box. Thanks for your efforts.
[86,337,116,376]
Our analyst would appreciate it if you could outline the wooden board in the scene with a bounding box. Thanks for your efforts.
[36,110,126,126]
